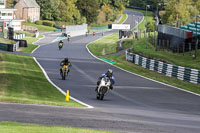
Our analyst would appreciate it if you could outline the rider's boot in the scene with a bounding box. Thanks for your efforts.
[60,68,62,75]
[110,85,113,90]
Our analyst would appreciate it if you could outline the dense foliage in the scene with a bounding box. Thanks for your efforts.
[161,0,200,25]
[34,0,129,25]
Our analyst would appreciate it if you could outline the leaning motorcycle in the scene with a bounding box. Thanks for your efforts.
[61,65,68,80]
[96,76,111,100]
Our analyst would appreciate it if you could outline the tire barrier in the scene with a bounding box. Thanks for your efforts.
[126,51,200,84]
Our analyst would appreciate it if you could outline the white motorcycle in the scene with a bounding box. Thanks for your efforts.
[96,76,111,100]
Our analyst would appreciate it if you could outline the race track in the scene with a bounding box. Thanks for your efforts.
[0,10,200,133]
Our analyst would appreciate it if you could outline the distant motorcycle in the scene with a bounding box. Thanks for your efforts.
[58,43,63,50]
[96,76,111,100]
[68,35,71,41]
[60,65,68,80]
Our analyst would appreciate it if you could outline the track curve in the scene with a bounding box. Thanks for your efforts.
[0,10,200,133]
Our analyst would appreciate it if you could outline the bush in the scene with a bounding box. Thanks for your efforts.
[55,21,68,27]
[35,20,43,25]
[42,20,55,27]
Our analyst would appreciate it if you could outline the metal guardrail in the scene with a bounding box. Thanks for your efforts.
[126,51,200,84]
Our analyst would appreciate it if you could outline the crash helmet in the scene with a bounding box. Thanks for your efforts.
[64,58,68,62]
[107,69,113,77]
[59,40,63,43]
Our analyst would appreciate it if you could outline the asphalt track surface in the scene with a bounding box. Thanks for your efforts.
[1,10,200,133]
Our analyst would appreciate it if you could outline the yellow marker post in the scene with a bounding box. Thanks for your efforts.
[65,90,69,101]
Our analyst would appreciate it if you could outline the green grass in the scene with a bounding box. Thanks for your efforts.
[0,52,83,107]
[126,8,155,30]
[15,30,35,37]
[23,22,56,31]
[88,33,119,56]
[87,33,200,95]
[0,122,114,133]
[130,38,200,70]
[0,38,16,45]
[121,39,134,49]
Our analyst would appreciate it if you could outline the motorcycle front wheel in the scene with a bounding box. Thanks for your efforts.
[100,94,104,100]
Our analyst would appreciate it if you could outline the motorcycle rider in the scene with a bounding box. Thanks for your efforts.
[58,40,63,49]
[68,34,71,41]
[60,58,71,75]
[96,69,115,91]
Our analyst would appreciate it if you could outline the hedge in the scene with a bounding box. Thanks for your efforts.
[42,20,55,27]
[35,20,43,25]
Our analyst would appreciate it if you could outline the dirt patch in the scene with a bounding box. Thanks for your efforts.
[17,47,22,52]
[102,48,106,56]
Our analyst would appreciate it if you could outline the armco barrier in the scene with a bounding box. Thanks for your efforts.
[126,51,200,84]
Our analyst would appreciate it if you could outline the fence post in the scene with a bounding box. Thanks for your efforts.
[183,42,185,56]
[162,40,165,50]
[189,43,192,56]
[195,39,198,59]
[167,40,170,51]
[158,39,161,50]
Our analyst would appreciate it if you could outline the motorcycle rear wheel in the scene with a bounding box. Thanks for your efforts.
[63,72,66,80]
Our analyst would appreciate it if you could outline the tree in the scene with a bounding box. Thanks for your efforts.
[61,0,83,24]
[36,0,60,20]
[161,0,192,25]
[76,0,100,24]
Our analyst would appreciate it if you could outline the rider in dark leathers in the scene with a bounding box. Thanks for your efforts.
[96,69,115,91]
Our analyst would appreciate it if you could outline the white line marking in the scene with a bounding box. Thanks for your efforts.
[31,34,45,53]
[122,13,128,24]
[32,35,45,45]
[31,45,40,54]
[0,102,90,109]
[33,57,94,109]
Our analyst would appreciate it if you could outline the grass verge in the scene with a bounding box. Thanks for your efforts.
[87,34,200,95]
[87,33,119,56]
[0,122,114,133]
[0,52,83,107]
